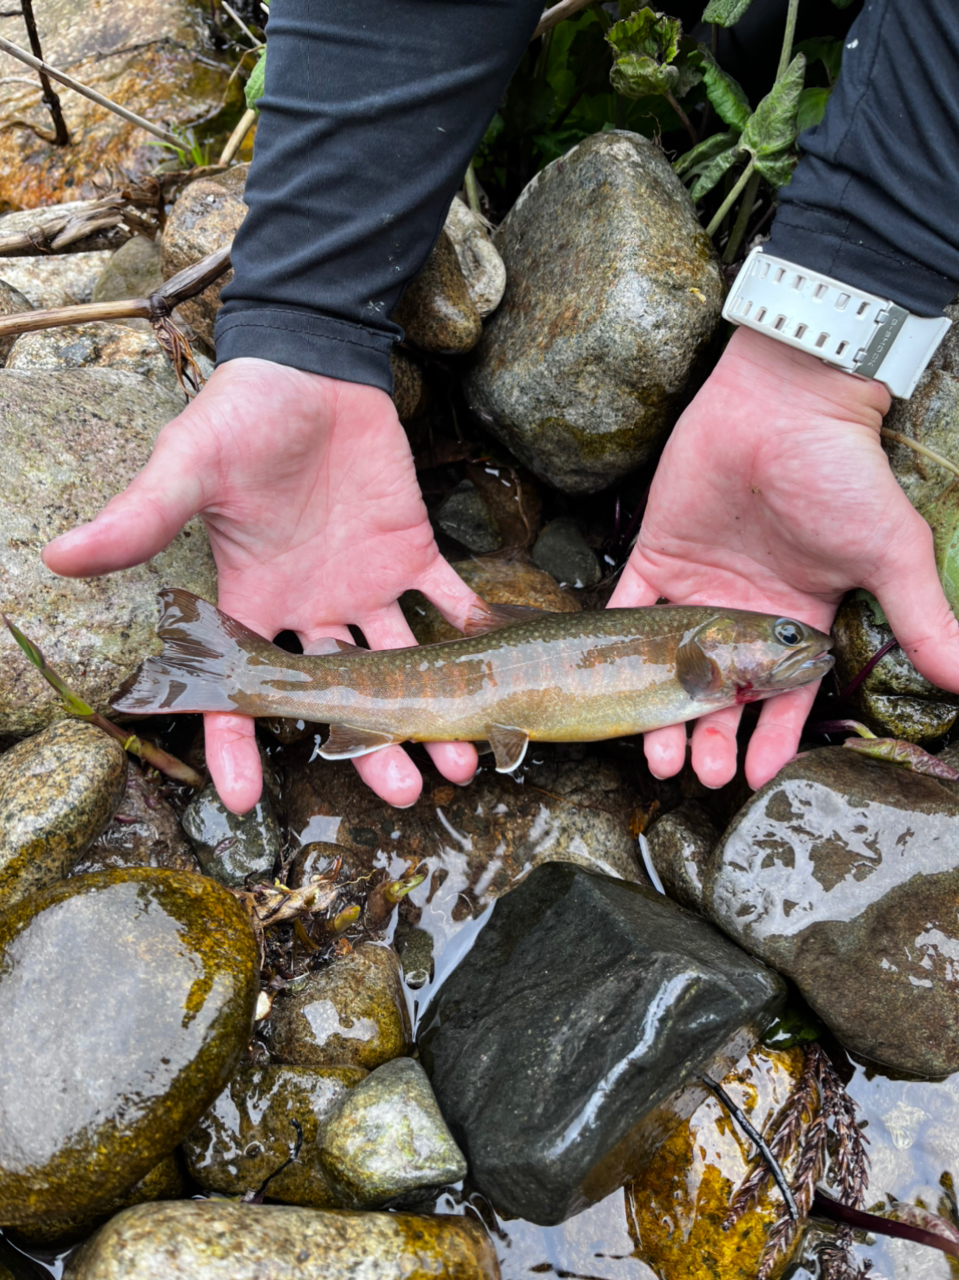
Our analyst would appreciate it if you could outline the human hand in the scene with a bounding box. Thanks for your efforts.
[609,326,959,790]
[43,357,481,812]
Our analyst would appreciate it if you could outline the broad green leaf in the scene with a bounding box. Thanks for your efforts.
[701,0,754,27]
[699,49,752,129]
[796,85,830,133]
[673,128,739,175]
[610,54,678,98]
[794,35,843,83]
[753,151,796,188]
[245,46,266,112]
[607,8,687,100]
[689,142,742,201]
[741,52,805,185]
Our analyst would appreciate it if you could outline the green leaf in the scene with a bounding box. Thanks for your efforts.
[610,54,678,97]
[4,617,95,718]
[741,52,805,188]
[607,8,686,100]
[699,49,752,130]
[701,0,754,28]
[794,35,843,83]
[245,46,266,112]
[673,128,739,175]
[689,142,742,201]
[829,0,857,8]
[796,85,830,133]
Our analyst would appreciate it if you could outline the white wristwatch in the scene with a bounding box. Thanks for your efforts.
[722,247,952,399]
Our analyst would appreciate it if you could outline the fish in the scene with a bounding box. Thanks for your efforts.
[113,589,834,773]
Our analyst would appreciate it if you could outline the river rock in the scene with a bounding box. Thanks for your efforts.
[91,235,164,317]
[532,517,602,588]
[0,279,31,364]
[418,862,785,1224]
[5,321,181,395]
[0,252,113,308]
[0,368,216,736]
[0,0,231,208]
[269,942,412,1071]
[831,592,958,741]
[63,1201,501,1280]
[704,748,959,1076]
[464,131,724,494]
[0,720,126,908]
[644,800,719,914]
[393,229,482,355]
[433,479,503,553]
[183,1062,366,1206]
[181,781,281,886]
[71,760,198,877]
[319,1057,467,1208]
[465,460,544,548]
[0,868,258,1228]
[444,197,506,316]
[390,349,427,423]
[402,554,578,645]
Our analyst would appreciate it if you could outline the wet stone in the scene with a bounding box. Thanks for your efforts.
[181,781,281,887]
[394,921,435,990]
[91,235,164,327]
[433,479,503,554]
[444,196,507,317]
[269,942,412,1071]
[644,800,719,914]
[0,252,113,309]
[320,1057,467,1209]
[0,720,127,909]
[419,862,785,1225]
[464,131,724,494]
[393,229,482,355]
[390,349,427,423]
[183,1061,366,1207]
[5,321,181,395]
[705,747,959,1076]
[0,279,31,364]
[0,868,258,1228]
[71,760,198,877]
[532,517,602,588]
[63,1200,501,1280]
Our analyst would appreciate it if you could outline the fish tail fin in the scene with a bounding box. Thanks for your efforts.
[112,589,277,714]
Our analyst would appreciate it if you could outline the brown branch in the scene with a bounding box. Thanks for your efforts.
[19,0,69,144]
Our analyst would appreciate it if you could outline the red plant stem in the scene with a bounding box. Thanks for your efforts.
[836,636,899,702]
[813,1191,959,1260]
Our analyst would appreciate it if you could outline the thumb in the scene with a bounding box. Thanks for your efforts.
[42,436,206,578]
[868,518,959,695]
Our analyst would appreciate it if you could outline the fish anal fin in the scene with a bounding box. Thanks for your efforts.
[676,636,722,699]
[463,598,549,638]
[486,723,530,773]
[319,724,402,759]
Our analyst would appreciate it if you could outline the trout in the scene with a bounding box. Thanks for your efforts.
[114,589,833,772]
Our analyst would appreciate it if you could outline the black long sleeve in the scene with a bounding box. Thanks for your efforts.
[766,0,959,315]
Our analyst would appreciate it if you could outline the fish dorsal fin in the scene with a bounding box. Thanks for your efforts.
[676,635,722,700]
[463,598,549,638]
[309,637,363,657]
[318,724,401,759]
[486,723,530,773]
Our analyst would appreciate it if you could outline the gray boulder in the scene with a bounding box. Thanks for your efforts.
[181,780,281,886]
[464,131,724,494]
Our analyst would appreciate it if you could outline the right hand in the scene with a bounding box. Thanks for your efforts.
[43,357,482,813]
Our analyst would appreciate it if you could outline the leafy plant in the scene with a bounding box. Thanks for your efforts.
[145,125,211,170]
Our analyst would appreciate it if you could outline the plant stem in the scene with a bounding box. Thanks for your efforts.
[880,428,959,481]
[533,0,594,40]
[776,0,800,82]
[0,33,184,148]
[665,90,698,147]
[722,167,761,264]
[705,156,754,239]
[464,160,482,216]
[218,105,257,165]
[220,0,263,48]
[19,0,69,144]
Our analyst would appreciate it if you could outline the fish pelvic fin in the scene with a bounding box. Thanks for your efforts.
[463,598,549,638]
[112,588,279,714]
[487,723,530,772]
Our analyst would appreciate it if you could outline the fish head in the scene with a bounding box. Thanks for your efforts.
[680,611,834,704]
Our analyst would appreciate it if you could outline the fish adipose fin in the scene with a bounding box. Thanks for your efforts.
[487,723,530,772]
[463,598,549,638]
[113,588,279,714]
[676,636,722,699]
[319,724,402,759]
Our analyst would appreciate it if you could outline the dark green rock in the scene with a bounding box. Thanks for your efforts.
[532,518,602,588]
[320,1057,467,1207]
[0,868,258,1227]
[392,229,482,355]
[0,720,127,908]
[71,760,198,877]
[644,801,718,914]
[183,1061,366,1206]
[418,863,784,1224]
[705,748,959,1076]
[270,942,412,1070]
[464,131,724,494]
[181,781,281,886]
[64,1200,501,1280]
[394,922,434,990]
[433,480,503,554]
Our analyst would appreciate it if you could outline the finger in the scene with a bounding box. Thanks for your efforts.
[867,521,959,695]
[203,711,264,815]
[644,723,688,779]
[424,739,478,784]
[690,704,744,789]
[414,556,484,633]
[352,746,423,808]
[43,435,205,578]
[743,683,820,790]
[608,556,663,609]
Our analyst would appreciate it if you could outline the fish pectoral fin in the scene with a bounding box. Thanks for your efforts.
[676,636,722,699]
[486,723,530,773]
[318,724,403,759]
[309,637,364,657]
[463,598,549,638]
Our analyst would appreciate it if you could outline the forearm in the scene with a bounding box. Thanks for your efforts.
[215,0,543,391]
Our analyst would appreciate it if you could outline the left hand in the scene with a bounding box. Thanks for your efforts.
[609,326,959,790]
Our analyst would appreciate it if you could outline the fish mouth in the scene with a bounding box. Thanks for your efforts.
[771,647,835,685]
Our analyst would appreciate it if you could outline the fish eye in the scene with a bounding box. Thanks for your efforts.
[774,619,804,646]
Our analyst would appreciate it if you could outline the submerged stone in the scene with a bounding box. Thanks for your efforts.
[181,781,281,886]
[419,862,784,1224]
[0,868,258,1228]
